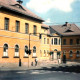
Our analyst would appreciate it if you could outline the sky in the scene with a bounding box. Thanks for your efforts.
[22,0,80,26]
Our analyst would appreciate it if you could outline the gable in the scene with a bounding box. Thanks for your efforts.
[52,33,59,36]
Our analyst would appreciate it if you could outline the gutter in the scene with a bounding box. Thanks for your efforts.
[0,6,44,22]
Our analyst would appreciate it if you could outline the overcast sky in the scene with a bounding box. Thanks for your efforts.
[22,0,80,26]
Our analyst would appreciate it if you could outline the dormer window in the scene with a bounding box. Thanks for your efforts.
[11,4,25,10]
[64,29,74,33]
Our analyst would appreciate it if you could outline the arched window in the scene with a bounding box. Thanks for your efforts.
[24,46,28,57]
[70,51,73,57]
[15,45,19,57]
[3,44,8,56]
[76,51,80,57]
[33,46,36,56]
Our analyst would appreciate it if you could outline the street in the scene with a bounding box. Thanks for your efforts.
[0,64,80,80]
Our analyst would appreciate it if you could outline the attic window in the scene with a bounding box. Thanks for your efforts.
[11,4,25,10]
[64,29,74,33]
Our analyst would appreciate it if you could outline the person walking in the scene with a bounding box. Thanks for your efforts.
[35,58,38,66]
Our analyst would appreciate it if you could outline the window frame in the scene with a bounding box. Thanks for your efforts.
[16,20,20,32]
[69,51,73,57]
[4,18,9,30]
[3,44,8,57]
[76,51,80,57]
[33,25,37,35]
[63,39,66,45]
[33,46,36,57]
[24,46,28,57]
[14,45,19,57]
[54,38,57,45]
[25,23,29,34]
[70,39,73,45]
[76,39,80,45]
[44,38,46,44]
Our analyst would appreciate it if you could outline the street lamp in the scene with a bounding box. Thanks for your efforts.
[26,33,42,68]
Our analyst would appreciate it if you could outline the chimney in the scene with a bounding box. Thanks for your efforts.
[65,22,68,26]
[17,0,23,4]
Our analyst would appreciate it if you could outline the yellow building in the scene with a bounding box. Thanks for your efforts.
[0,0,44,67]
[0,0,80,68]
[39,24,50,60]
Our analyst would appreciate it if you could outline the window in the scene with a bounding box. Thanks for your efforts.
[15,45,19,57]
[40,50,42,57]
[63,39,66,45]
[24,46,28,57]
[16,21,20,32]
[54,38,57,45]
[70,39,73,45]
[47,50,49,56]
[33,25,37,35]
[3,44,8,56]
[44,38,46,44]
[76,51,80,57]
[51,38,53,45]
[4,18,9,30]
[59,39,61,45]
[33,46,36,56]
[44,50,46,56]
[76,39,80,44]
[47,38,49,44]
[70,51,73,57]
[25,23,29,34]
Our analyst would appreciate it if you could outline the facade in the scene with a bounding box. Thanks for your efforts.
[0,0,43,67]
[50,22,80,61]
[40,24,50,60]
[0,0,80,68]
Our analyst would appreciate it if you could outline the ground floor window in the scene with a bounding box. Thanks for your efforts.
[47,50,49,56]
[15,45,19,57]
[70,51,73,57]
[40,50,42,57]
[76,51,80,57]
[33,46,36,56]
[24,46,28,57]
[3,44,8,56]
[44,50,46,56]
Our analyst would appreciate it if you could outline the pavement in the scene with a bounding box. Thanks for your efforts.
[0,60,80,71]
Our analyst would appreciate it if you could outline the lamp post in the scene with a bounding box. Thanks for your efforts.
[27,33,42,68]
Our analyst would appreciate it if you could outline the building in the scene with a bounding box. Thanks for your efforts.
[0,0,44,67]
[40,24,50,60]
[50,22,80,61]
[0,0,80,68]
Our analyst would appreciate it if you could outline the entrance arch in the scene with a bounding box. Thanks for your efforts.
[53,49,58,59]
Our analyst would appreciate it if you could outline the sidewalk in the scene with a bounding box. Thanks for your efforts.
[0,60,80,71]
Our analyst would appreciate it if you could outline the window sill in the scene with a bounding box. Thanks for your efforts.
[2,56,9,58]
[23,56,29,58]
[14,56,19,58]
[32,56,37,58]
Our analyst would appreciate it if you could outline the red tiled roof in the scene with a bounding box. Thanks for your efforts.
[50,23,80,36]
[0,0,44,22]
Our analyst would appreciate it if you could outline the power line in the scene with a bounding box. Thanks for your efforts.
[43,22,80,25]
